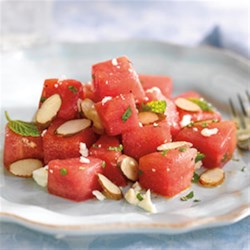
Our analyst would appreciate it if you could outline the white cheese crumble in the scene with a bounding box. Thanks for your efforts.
[145,87,161,94]
[112,58,118,66]
[33,166,48,187]
[57,75,67,83]
[79,142,88,157]
[124,188,156,213]
[180,115,192,127]
[101,96,112,105]
[92,190,106,201]
[80,156,90,164]
[201,128,219,137]
[41,129,47,137]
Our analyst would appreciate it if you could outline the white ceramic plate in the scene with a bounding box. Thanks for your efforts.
[0,41,249,235]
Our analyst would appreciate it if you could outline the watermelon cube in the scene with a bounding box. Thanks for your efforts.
[95,93,139,136]
[92,56,145,102]
[48,157,103,201]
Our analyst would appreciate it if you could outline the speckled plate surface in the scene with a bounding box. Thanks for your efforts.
[0,41,249,235]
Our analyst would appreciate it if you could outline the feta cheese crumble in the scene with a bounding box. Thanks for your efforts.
[201,128,219,137]
[111,58,118,66]
[180,115,192,127]
[80,156,90,164]
[124,184,156,213]
[79,142,88,157]
[101,96,112,105]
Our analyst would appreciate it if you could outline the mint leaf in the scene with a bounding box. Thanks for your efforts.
[195,152,205,163]
[188,98,213,112]
[192,172,200,183]
[68,85,78,94]
[180,191,194,201]
[5,111,40,137]
[136,193,144,201]
[107,144,123,152]
[122,106,132,122]
[142,100,166,114]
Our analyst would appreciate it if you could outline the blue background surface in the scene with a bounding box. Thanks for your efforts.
[1,1,249,249]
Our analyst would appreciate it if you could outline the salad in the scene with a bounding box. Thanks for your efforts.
[3,56,237,213]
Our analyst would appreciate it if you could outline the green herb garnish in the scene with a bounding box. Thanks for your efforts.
[193,199,201,203]
[68,85,78,94]
[102,161,106,168]
[179,147,187,152]
[138,169,143,176]
[180,191,194,201]
[195,152,205,163]
[40,96,47,103]
[142,100,167,114]
[221,153,228,163]
[188,98,213,112]
[136,193,144,201]
[192,172,200,183]
[161,149,169,156]
[122,106,132,122]
[107,144,123,152]
[201,122,208,128]
[5,111,40,137]
[241,166,246,172]
[60,168,68,176]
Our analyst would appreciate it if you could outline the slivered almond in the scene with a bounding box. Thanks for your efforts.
[9,159,43,177]
[138,112,159,125]
[98,174,122,200]
[199,168,225,187]
[80,98,104,133]
[36,94,62,129]
[157,141,193,151]
[175,98,202,112]
[56,119,91,136]
[118,155,139,181]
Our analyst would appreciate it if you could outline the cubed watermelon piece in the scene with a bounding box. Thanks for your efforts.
[39,79,83,120]
[122,121,171,160]
[139,74,173,98]
[48,157,103,201]
[175,120,237,168]
[139,148,197,197]
[95,93,139,136]
[92,56,145,102]
[43,119,98,164]
[3,126,43,169]
[89,135,127,186]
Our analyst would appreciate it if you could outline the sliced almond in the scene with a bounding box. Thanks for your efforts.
[157,141,193,151]
[56,119,91,136]
[98,174,122,200]
[199,168,225,187]
[9,159,43,177]
[80,98,104,132]
[36,94,62,129]
[117,155,139,181]
[138,112,159,125]
[175,98,202,112]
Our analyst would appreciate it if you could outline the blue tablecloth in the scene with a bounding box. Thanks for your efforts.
[1,1,249,249]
